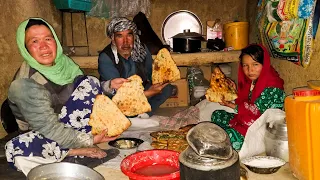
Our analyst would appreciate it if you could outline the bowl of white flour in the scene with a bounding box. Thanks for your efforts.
[241,156,286,174]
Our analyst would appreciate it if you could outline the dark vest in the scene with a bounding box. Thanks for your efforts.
[100,44,148,85]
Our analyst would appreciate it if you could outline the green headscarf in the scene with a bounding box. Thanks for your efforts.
[16,17,83,85]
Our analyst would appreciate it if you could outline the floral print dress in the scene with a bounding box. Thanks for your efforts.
[5,76,102,170]
[211,87,285,150]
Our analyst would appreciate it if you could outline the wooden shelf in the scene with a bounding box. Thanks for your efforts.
[71,51,240,69]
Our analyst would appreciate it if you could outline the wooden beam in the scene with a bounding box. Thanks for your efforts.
[71,51,240,69]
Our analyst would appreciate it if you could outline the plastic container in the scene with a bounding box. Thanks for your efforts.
[285,96,320,180]
[53,0,92,12]
[223,22,249,50]
[120,150,180,180]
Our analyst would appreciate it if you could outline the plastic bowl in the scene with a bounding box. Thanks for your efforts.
[241,156,286,174]
[120,149,180,180]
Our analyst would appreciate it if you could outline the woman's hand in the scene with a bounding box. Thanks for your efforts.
[226,78,237,91]
[68,147,107,158]
[144,83,169,98]
[93,129,119,144]
[110,78,130,90]
[219,96,236,109]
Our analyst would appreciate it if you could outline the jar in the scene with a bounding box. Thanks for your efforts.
[264,120,289,162]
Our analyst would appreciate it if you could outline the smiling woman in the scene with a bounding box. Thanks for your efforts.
[24,23,57,66]
[3,18,119,175]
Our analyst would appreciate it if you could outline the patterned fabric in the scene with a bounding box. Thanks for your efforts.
[257,0,316,68]
[106,17,147,63]
[5,76,102,170]
[211,110,243,150]
[298,0,315,19]
[211,87,285,150]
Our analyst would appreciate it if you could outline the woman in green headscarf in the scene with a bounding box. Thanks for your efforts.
[4,18,117,175]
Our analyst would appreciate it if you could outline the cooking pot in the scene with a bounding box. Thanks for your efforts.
[179,122,240,180]
[265,120,289,162]
[172,29,205,53]
[27,162,104,180]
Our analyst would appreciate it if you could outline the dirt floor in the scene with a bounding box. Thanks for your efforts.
[0,107,298,180]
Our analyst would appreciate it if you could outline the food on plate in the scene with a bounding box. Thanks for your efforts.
[112,75,151,116]
[151,141,167,150]
[152,48,180,84]
[89,94,131,137]
[150,130,185,141]
[150,129,190,152]
[109,138,144,149]
[167,139,188,152]
[205,66,237,102]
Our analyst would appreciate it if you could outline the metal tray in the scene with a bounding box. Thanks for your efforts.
[161,10,203,49]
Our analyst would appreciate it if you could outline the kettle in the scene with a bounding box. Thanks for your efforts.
[264,119,289,162]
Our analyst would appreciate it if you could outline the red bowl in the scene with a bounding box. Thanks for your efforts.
[120,149,180,180]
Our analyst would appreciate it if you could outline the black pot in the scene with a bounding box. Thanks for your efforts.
[172,29,205,53]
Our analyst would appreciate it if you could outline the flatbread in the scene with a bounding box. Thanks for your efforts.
[89,94,131,137]
[112,75,151,116]
[167,139,188,152]
[205,66,237,102]
[152,48,180,84]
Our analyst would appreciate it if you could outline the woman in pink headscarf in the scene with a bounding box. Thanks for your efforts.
[211,44,285,150]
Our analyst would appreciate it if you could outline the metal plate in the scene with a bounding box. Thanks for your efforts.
[27,162,104,180]
[162,10,203,49]
[108,138,144,149]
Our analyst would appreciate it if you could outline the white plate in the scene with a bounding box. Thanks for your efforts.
[242,156,286,168]
[161,10,203,48]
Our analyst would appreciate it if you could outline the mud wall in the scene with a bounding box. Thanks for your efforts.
[0,0,61,105]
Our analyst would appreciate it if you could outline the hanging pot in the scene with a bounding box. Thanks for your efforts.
[172,29,205,53]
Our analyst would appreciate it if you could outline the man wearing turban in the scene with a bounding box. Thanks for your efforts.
[98,17,173,118]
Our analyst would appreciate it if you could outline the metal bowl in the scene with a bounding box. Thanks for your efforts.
[241,156,286,174]
[27,162,104,180]
[108,138,144,149]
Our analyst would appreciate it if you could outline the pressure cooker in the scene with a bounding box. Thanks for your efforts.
[179,122,240,180]
[172,29,205,53]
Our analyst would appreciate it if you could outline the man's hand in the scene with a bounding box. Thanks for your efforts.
[144,83,169,98]
[68,147,107,158]
[110,78,130,90]
[93,129,119,144]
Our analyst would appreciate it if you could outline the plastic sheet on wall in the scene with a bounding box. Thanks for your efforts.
[86,0,110,18]
[87,0,151,18]
[257,0,318,68]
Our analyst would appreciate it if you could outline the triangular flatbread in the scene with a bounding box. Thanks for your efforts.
[152,48,180,84]
[205,66,237,102]
[89,94,131,137]
[112,75,151,116]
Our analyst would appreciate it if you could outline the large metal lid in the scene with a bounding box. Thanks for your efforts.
[161,10,203,48]
[186,122,233,160]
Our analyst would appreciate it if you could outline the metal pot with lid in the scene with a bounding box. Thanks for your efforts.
[179,122,240,180]
[172,29,205,53]
[265,119,289,162]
